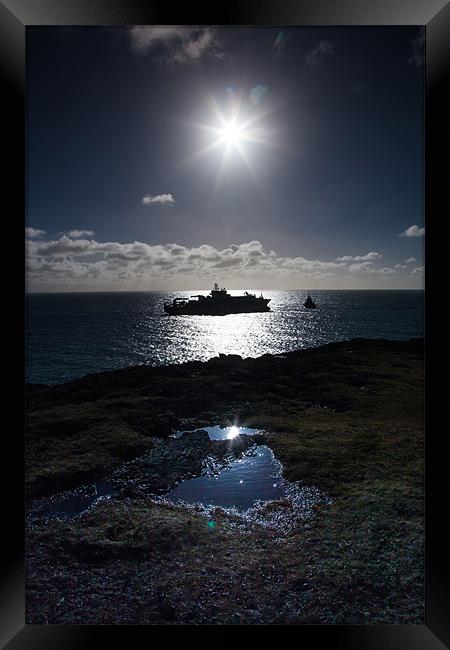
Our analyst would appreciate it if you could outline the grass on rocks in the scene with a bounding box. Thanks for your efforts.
[26,338,424,624]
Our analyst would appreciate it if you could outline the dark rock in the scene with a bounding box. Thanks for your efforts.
[118,484,146,499]
[125,412,179,436]
[180,429,210,445]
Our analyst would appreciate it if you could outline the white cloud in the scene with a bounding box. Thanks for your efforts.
[405,257,417,263]
[399,225,425,237]
[142,194,175,206]
[305,40,333,67]
[129,26,223,65]
[348,261,375,273]
[26,235,424,291]
[336,251,382,262]
[129,26,188,53]
[409,28,424,67]
[25,227,46,238]
[411,266,424,275]
[68,229,95,238]
[347,261,398,275]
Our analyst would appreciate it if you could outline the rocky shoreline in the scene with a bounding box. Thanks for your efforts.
[26,338,424,624]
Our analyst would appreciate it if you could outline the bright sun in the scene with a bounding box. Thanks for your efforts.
[181,93,278,189]
[220,121,242,146]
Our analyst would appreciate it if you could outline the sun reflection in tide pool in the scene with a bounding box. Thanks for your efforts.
[174,425,259,441]
[227,426,240,440]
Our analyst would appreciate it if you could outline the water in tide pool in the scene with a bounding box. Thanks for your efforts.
[26,290,423,385]
[166,445,287,511]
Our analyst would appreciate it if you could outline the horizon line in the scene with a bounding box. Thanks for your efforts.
[25,287,425,295]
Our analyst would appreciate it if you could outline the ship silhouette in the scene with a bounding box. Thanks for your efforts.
[164,283,271,315]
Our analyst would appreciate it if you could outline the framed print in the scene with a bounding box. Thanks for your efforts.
[1,0,449,647]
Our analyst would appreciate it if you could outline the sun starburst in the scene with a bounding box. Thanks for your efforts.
[174,90,285,205]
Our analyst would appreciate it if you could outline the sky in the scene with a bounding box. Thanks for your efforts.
[26,26,425,292]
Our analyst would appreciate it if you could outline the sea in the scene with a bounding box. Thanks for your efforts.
[26,290,424,385]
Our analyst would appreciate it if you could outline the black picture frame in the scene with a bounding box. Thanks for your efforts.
[2,0,449,647]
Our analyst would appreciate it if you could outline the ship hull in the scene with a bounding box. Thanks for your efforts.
[164,298,270,316]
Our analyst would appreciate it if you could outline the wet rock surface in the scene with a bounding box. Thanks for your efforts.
[111,430,257,495]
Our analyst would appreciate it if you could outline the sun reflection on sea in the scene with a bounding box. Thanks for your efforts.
[27,290,425,384]
[184,310,275,361]
[132,290,321,367]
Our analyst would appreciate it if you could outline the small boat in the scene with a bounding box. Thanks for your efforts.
[304,292,316,309]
